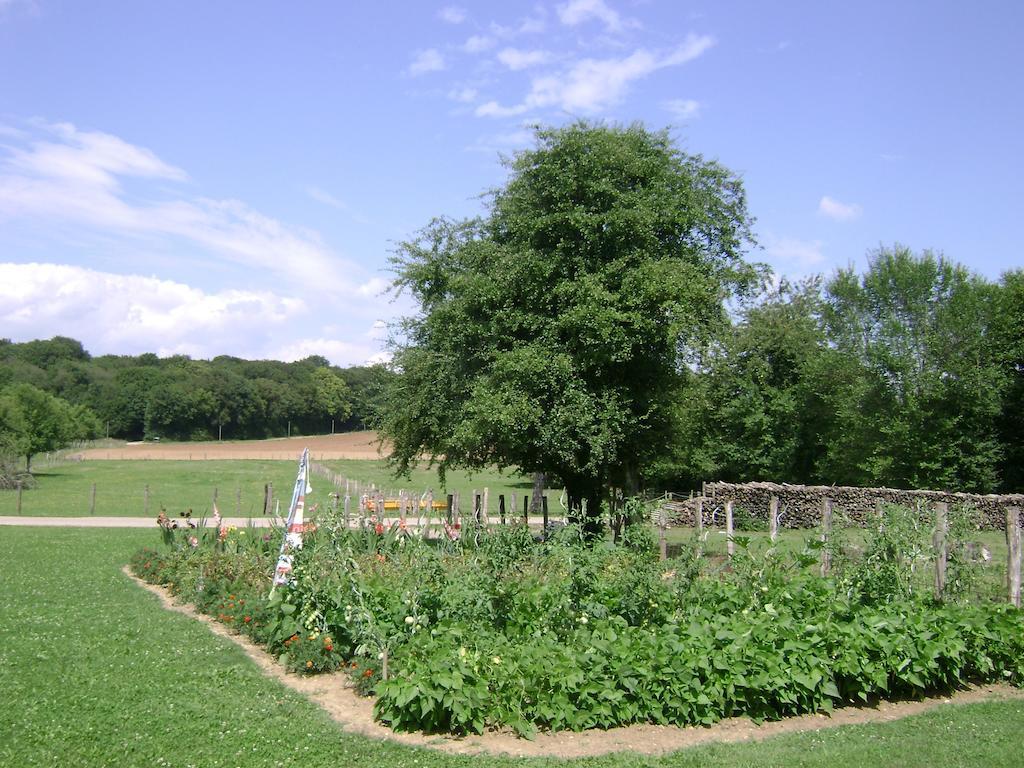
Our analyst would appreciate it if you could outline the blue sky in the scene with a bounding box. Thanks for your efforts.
[1,0,1021,365]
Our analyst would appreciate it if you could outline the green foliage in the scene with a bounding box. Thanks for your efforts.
[0,382,99,470]
[133,511,1024,739]
[383,121,757,522]
[0,336,383,441]
[820,246,1004,491]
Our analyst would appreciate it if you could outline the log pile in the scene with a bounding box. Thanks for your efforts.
[662,481,1024,531]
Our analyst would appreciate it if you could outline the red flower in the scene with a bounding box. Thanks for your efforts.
[375,523,384,535]
[243,616,252,623]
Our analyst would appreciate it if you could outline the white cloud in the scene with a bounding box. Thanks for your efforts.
[437,5,466,24]
[557,0,637,33]
[466,128,536,153]
[763,235,826,269]
[408,48,446,76]
[496,47,551,71]
[663,98,701,120]
[0,262,309,359]
[0,122,350,289]
[463,34,496,53]
[307,186,349,211]
[518,15,546,34]
[447,86,479,103]
[271,337,390,367]
[818,195,863,221]
[476,35,715,117]
[356,277,390,298]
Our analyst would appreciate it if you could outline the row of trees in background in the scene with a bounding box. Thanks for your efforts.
[380,122,1024,505]
[669,249,1023,494]
[0,340,393,446]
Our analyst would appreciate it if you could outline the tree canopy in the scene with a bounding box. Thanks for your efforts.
[382,122,757,525]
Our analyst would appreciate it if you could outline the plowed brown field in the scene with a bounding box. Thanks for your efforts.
[75,431,388,461]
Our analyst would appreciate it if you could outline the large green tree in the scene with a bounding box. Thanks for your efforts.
[993,270,1024,491]
[821,246,1004,491]
[382,122,756,528]
[671,278,829,486]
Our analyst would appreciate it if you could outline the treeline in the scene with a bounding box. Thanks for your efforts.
[2,246,1021,495]
[0,340,393,445]
[661,246,1023,494]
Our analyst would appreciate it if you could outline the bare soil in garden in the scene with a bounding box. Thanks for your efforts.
[123,567,1024,759]
[75,431,389,461]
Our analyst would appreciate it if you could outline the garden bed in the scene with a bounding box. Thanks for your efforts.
[130,508,1024,743]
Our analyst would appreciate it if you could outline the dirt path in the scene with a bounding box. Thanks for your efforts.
[74,431,388,461]
[123,567,1024,759]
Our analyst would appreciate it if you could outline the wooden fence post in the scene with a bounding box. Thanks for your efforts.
[498,494,506,525]
[472,489,480,526]
[451,492,458,525]
[820,497,833,577]
[16,481,22,515]
[542,495,549,536]
[89,482,97,515]
[1007,507,1022,608]
[725,499,734,557]
[933,502,949,601]
[695,497,704,555]
[483,487,490,523]
[523,495,529,525]
[769,495,779,543]
[658,505,668,561]
[264,483,272,516]
[144,484,150,516]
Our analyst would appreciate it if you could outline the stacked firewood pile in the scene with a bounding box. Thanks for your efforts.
[662,481,1024,531]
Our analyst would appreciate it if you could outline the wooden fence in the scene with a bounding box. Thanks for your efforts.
[656,482,1023,607]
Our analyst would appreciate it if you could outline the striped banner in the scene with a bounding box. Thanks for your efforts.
[271,448,313,591]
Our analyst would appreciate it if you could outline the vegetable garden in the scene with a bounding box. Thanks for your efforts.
[130,502,1024,740]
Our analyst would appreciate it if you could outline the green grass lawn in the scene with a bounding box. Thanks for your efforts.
[0,460,309,517]
[0,459,543,519]
[2,526,1023,767]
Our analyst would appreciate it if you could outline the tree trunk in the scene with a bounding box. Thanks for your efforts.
[529,473,545,516]
[564,475,605,539]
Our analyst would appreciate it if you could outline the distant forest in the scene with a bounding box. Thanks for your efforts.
[0,336,392,443]
[2,248,1022,494]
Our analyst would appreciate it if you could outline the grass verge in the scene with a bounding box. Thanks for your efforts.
[0,459,537,518]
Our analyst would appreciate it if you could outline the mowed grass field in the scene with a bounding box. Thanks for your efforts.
[2,526,1024,767]
[0,457,542,518]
